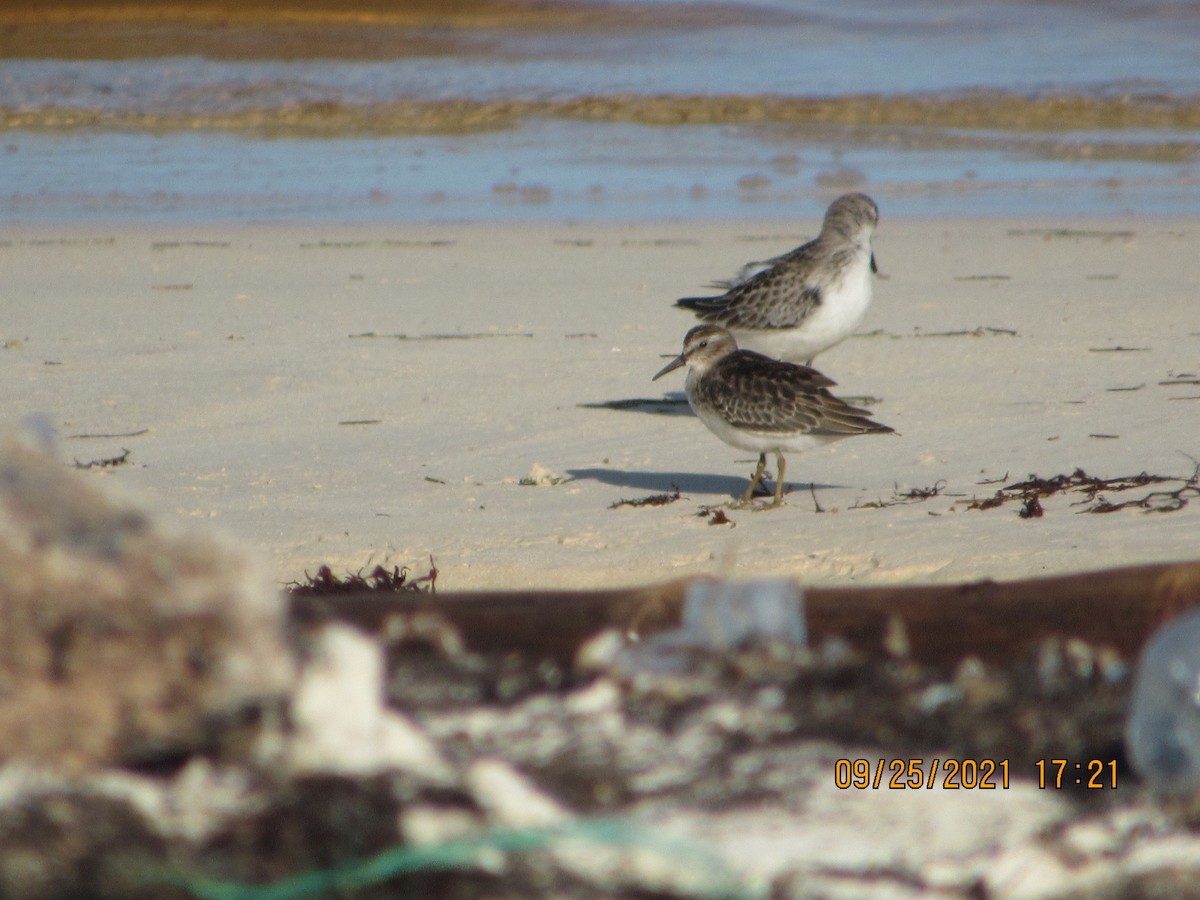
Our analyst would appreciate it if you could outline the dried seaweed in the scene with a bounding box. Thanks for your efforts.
[1082,464,1200,514]
[855,326,1018,340]
[66,428,148,440]
[963,467,1196,517]
[917,326,1018,337]
[349,331,533,341]
[609,486,682,509]
[1020,493,1045,519]
[695,506,734,526]
[286,560,438,596]
[72,448,131,469]
[151,241,231,250]
[851,480,953,510]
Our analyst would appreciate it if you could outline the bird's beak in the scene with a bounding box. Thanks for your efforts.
[652,353,686,381]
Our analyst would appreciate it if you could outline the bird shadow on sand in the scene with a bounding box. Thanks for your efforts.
[576,392,695,417]
[566,467,840,500]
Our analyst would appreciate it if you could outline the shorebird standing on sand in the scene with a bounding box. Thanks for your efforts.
[653,324,894,509]
[674,192,879,365]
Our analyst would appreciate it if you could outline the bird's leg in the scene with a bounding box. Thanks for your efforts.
[740,453,768,504]
[770,451,787,508]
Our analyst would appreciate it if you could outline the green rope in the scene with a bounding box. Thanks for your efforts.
[144,818,755,900]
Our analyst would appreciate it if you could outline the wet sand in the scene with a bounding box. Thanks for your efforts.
[5,216,1198,588]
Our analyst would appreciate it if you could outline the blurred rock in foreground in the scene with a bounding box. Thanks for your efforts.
[0,422,294,773]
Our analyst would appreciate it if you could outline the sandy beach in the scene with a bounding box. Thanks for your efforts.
[8,4,1200,893]
[4,216,1197,590]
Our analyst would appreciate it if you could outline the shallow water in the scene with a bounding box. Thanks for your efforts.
[6,123,1196,224]
[2,0,1199,224]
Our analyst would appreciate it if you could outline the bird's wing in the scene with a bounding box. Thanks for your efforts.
[676,261,824,329]
[697,355,892,436]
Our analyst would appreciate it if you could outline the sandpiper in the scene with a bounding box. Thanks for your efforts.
[674,192,879,365]
[653,324,893,508]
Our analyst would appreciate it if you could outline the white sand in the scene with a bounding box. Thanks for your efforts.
[4,218,1198,589]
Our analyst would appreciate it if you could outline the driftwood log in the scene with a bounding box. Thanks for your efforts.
[289,560,1200,667]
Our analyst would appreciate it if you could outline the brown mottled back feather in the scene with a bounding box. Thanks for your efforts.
[693,349,893,437]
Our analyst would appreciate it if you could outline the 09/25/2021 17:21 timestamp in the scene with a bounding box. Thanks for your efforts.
[833,758,1120,790]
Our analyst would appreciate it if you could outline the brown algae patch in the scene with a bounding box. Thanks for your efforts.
[5,92,1200,161]
[0,0,793,59]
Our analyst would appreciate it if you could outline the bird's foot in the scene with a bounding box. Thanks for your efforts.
[750,497,786,512]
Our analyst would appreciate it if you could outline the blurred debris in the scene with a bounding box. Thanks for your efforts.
[3,425,1200,896]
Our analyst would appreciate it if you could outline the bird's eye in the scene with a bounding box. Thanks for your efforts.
[698,340,708,348]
